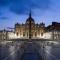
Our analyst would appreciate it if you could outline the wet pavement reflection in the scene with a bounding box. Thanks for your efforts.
[21,53,41,60]
[0,41,60,60]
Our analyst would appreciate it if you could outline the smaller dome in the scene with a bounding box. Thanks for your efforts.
[16,23,20,25]
[40,22,45,27]
[15,23,20,27]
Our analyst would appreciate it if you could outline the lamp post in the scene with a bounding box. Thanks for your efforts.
[42,41,45,60]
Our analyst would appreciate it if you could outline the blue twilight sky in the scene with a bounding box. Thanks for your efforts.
[0,0,60,29]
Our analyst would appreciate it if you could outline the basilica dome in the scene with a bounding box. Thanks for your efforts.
[26,12,35,24]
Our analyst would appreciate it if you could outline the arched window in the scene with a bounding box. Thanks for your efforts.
[17,32,18,36]
[23,32,25,37]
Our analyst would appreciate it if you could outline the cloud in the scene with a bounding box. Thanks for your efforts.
[0,0,51,14]
[0,12,2,15]
[0,16,8,20]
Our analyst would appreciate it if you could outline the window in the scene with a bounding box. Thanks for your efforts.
[41,33,43,36]
[27,32,28,37]
[31,33,33,37]
[23,32,25,37]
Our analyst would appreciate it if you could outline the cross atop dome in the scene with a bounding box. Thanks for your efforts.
[29,10,31,18]
[26,10,35,24]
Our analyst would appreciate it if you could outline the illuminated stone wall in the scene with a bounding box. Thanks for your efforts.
[15,22,46,39]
